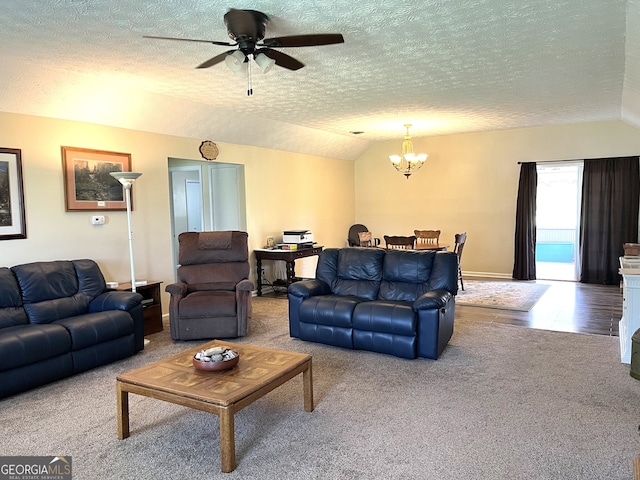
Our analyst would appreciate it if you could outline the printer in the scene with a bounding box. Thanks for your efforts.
[282,230,315,248]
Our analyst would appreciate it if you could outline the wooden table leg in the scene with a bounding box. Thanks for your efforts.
[116,381,130,439]
[256,258,263,296]
[286,260,295,285]
[219,408,236,473]
[303,360,314,412]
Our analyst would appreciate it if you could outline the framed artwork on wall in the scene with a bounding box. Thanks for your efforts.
[0,148,27,240]
[62,146,132,211]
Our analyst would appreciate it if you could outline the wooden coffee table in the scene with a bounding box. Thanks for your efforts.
[116,340,313,473]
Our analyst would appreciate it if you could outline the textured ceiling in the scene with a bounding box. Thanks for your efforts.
[0,0,638,160]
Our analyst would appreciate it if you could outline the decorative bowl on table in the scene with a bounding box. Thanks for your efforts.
[192,346,240,372]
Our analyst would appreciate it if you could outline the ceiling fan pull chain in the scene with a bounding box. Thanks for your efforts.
[247,56,253,96]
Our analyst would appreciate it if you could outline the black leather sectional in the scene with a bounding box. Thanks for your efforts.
[0,259,144,398]
[288,247,458,359]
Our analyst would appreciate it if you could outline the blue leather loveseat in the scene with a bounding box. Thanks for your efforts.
[0,259,144,398]
[288,247,458,359]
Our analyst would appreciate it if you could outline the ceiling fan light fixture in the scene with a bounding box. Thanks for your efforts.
[232,61,248,78]
[389,124,428,179]
[254,53,275,74]
[144,9,345,95]
[225,50,246,72]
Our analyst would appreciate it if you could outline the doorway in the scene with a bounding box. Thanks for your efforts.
[168,158,247,276]
[535,162,583,281]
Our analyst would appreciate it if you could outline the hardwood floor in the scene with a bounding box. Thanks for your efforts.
[456,279,623,336]
[267,278,623,336]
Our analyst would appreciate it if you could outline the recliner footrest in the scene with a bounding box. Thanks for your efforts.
[353,330,417,359]
[299,323,352,349]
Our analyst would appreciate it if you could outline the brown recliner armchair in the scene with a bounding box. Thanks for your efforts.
[165,231,254,340]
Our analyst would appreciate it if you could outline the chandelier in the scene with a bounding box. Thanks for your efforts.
[389,124,428,179]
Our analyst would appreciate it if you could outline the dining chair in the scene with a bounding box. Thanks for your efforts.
[384,235,416,250]
[348,224,380,247]
[348,224,368,246]
[414,230,441,245]
[453,232,467,290]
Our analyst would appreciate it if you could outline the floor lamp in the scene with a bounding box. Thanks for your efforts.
[110,172,142,292]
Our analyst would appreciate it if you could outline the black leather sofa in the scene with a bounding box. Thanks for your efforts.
[288,247,458,359]
[0,259,144,398]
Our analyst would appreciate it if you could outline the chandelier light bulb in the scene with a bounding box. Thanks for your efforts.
[388,124,428,179]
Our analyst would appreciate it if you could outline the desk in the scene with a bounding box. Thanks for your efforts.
[254,246,323,296]
[414,244,449,251]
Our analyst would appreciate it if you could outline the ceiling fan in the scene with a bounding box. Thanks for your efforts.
[144,9,344,95]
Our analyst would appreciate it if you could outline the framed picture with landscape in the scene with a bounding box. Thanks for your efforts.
[0,148,27,240]
[62,146,132,211]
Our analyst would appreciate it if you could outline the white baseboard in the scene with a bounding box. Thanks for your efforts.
[463,271,513,280]
[253,286,275,296]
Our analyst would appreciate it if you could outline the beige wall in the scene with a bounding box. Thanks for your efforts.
[0,111,355,311]
[4,110,639,308]
[355,120,640,278]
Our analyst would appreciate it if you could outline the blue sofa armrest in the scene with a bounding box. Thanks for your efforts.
[89,291,144,352]
[90,291,142,313]
[288,279,331,338]
[288,279,331,299]
[413,289,453,311]
[415,293,456,360]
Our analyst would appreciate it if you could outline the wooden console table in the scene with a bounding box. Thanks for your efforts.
[254,246,323,296]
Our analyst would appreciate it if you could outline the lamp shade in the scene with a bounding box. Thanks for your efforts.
[254,53,275,74]
[110,171,142,187]
[225,50,246,72]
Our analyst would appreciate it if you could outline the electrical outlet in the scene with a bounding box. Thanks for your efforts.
[91,215,105,225]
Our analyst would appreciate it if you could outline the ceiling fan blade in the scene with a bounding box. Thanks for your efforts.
[143,35,235,47]
[262,33,344,48]
[197,50,236,69]
[257,48,305,71]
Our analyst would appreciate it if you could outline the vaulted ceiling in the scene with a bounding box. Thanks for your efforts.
[1,0,638,160]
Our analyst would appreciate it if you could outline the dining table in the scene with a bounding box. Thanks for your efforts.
[414,243,449,251]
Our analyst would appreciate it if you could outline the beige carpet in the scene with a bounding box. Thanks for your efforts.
[0,296,637,479]
[456,279,551,311]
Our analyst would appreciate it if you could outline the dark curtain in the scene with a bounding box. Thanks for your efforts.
[580,157,640,284]
[513,162,537,280]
